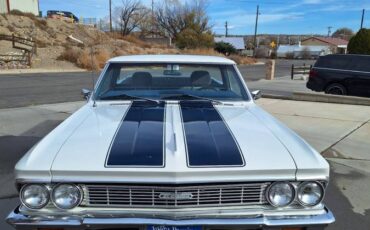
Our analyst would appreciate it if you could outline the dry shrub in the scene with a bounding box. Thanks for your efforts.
[122,35,152,48]
[145,48,178,55]
[95,49,110,68]
[57,47,81,63]
[112,48,126,56]
[36,40,48,48]
[182,48,222,56]
[34,19,48,30]
[77,50,98,70]
[7,25,15,32]
[125,46,144,55]
[228,55,256,65]
[9,10,47,30]
[9,10,36,19]
[285,52,295,59]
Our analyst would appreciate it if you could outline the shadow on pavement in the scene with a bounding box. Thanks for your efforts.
[325,161,370,229]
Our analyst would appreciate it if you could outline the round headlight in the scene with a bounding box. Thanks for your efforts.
[297,181,324,206]
[267,182,295,207]
[51,184,82,209]
[20,184,49,209]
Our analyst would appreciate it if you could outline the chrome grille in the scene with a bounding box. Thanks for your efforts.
[83,183,270,208]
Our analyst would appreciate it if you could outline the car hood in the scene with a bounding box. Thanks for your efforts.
[16,101,328,184]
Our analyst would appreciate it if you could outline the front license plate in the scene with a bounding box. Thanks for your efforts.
[147,225,202,230]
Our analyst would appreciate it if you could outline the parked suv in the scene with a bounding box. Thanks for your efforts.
[307,54,370,97]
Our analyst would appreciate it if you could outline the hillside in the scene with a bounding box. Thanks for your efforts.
[0,13,255,70]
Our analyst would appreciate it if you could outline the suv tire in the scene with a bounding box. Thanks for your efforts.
[325,83,347,95]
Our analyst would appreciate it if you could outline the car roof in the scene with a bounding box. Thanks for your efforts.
[107,55,235,65]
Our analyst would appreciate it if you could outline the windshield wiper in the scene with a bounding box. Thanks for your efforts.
[99,93,160,104]
[160,93,222,104]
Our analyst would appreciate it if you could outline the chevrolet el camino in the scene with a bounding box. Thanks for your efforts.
[6,55,335,230]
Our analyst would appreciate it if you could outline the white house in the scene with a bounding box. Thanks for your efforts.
[277,44,331,59]
[0,0,39,16]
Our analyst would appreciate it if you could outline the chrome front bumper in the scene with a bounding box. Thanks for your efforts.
[7,206,335,230]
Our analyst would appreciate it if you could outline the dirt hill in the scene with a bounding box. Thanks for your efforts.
[0,13,255,70]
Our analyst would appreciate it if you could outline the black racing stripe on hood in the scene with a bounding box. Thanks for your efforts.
[106,101,165,167]
[180,101,245,167]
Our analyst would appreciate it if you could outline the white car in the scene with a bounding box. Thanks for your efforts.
[7,55,334,230]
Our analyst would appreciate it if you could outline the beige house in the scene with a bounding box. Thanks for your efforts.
[0,0,39,16]
[301,36,348,54]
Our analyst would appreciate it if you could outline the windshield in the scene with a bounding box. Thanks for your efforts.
[94,63,249,101]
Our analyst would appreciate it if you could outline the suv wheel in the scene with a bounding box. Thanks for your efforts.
[325,83,347,95]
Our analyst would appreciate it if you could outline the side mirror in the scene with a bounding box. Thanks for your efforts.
[81,89,91,100]
[251,90,262,100]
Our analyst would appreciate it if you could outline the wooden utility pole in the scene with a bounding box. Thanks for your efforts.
[253,5,259,57]
[361,9,365,29]
[109,0,112,32]
[225,21,228,37]
[152,0,154,37]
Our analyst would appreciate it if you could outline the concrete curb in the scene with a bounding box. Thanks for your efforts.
[261,93,292,100]
[262,92,370,106]
[0,69,87,75]
[292,92,370,106]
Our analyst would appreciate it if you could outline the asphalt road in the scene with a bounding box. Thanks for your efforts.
[0,60,314,109]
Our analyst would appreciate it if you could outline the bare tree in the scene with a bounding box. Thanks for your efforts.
[154,0,211,39]
[114,0,148,36]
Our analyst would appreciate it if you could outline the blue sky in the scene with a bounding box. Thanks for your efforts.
[39,0,370,35]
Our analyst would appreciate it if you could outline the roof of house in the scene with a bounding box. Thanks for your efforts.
[214,37,245,50]
[108,55,235,64]
[302,37,349,46]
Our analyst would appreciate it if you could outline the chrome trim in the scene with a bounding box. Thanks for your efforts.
[82,183,270,208]
[297,181,325,207]
[6,206,335,229]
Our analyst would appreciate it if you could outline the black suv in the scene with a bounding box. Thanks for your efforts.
[306,54,370,97]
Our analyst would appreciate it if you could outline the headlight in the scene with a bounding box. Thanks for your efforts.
[266,182,295,207]
[51,184,82,209]
[297,181,324,206]
[20,184,49,209]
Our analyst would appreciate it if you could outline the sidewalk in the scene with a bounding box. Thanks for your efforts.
[0,68,87,75]
[247,75,311,97]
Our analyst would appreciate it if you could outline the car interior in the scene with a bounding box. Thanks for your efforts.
[95,63,248,100]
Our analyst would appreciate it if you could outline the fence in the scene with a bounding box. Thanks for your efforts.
[291,63,312,80]
[0,34,36,66]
